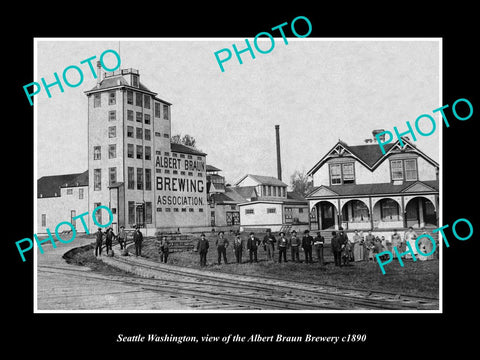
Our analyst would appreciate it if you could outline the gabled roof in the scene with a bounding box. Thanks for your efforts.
[307,137,438,176]
[306,180,439,199]
[170,142,207,156]
[230,186,257,199]
[235,174,287,187]
[206,164,222,172]
[37,170,88,198]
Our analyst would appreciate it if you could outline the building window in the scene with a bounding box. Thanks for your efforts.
[94,202,102,224]
[79,188,84,199]
[136,112,142,123]
[166,208,172,212]
[329,163,355,185]
[127,126,134,138]
[109,167,117,186]
[137,168,143,190]
[163,133,169,138]
[66,188,73,195]
[182,208,187,212]
[268,186,272,196]
[93,146,101,160]
[127,144,134,158]
[144,95,150,109]
[128,167,134,189]
[132,75,139,88]
[380,199,400,221]
[145,202,152,223]
[145,168,152,190]
[390,159,418,182]
[136,127,143,139]
[155,132,161,137]
[127,90,133,105]
[267,208,276,214]
[245,209,254,215]
[154,102,161,117]
[174,208,179,212]
[390,160,403,181]
[135,92,142,107]
[144,114,151,125]
[188,208,194,212]
[94,169,101,191]
[136,145,143,159]
[405,159,418,181]
[94,93,101,107]
[109,91,116,105]
[199,208,204,212]
[299,208,305,213]
[128,201,135,224]
[41,214,46,227]
[127,109,133,121]
[163,104,169,120]
[145,146,151,160]
[108,144,116,159]
[273,187,277,197]
[109,110,116,121]
[108,126,116,138]
[145,129,151,141]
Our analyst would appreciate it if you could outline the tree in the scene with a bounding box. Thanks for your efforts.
[290,170,314,197]
[171,133,197,148]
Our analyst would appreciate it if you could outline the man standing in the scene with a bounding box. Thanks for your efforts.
[289,230,301,262]
[196,233,209,267]
[95,228,104,257]
[364,230,376,261]
[263,229,276,262]
[133,226,143,257]
[278,232,288,263]
[247,232,260,263]
[314,231,325,265]
[337,227,349,265]
[159,236,169,263]
[105,227,114,255]
[118,225,127,250]
[331,231,342,266]
[215,231,229,265]
[233,233,243,264]
[302,229,314,263]
[391,229,402,258]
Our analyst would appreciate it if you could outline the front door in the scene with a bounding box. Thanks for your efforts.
[320,202,335,230]
[136,205,145,227]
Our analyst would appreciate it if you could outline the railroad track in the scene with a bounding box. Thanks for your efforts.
[96,243,439,311]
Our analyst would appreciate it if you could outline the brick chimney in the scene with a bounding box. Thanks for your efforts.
[372,129,386,142]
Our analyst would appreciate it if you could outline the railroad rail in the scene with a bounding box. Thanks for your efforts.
[95,243,439,311]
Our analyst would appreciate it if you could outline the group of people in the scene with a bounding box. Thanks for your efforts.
[93,225,144,258]
[195,226,437,267]
[195,229,326,267]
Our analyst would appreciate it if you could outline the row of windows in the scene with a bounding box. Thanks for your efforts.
[94,91,170,120]
[93,144,154,161]
[156,207,204,213]
[93,167,153,191]
[65,187,85,199]
[260,185,286,197]
[155,168,202,177]
[106,125,170,141]
[155,150,202,161]
[328,159,419,185]
[245,207,308,215]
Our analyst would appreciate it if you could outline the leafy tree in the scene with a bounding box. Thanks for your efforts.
[290,170,314,197]
[172,134,197,148]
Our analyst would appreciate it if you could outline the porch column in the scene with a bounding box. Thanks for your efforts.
[401,196,406,228]
[337,198,341,230]
[369,196,374,230]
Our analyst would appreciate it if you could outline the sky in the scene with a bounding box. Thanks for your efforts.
[35,38,440,187]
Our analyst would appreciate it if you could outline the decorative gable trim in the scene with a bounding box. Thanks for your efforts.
[307,186,339,198]
[402,181,438,193]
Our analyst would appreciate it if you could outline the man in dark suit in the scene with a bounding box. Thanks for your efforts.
[95,228,104,257]
[331,230,343,266]
[302,229,314,263]
[196,233,209,267]
[263,229,276,262]
[133,226,143,256]
[233,233,243,264]
[247,232,261,263]
[215,231,229,265]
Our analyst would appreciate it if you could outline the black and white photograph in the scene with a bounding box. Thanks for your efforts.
[7,7,478,355]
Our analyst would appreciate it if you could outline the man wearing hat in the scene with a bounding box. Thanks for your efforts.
[95,227,104,257]
[278,231,288,263]
[118,225,127,250]
[133,225,143,257]
[302,229,314,263]
[289,230,301,262]
[215,231,229,265]
[196,233,209,267]
[314,231,325,265]
[246,232,261,263]
[233,233,244,264]
[105,227,114,255]
[263,229,276,262]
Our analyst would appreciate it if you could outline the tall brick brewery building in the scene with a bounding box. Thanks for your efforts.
[37,65,208,235]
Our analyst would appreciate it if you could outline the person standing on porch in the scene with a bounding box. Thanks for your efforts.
[391,229,402,258]
[404,227,418,259]
[352,230,363,261]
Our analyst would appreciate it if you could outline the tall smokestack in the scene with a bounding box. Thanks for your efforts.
[275,125,282,181]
